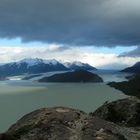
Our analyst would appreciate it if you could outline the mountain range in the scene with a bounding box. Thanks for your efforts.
[0,58,97,76]
[1,58,139,77]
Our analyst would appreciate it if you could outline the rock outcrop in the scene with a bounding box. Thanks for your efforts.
[92,97,140,127]
[1,98,140,140]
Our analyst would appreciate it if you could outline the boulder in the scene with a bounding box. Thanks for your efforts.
[92,97,140,127]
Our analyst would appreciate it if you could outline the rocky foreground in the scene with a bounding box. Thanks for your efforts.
[0,97,140,140]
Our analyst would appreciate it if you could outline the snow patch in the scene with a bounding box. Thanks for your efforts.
[17,58,59,67]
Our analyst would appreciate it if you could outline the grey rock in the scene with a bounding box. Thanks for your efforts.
[92,97,140,127]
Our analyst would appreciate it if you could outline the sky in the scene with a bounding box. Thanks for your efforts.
[0,0,140,69]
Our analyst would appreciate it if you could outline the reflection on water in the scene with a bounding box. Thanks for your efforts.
[0,80,127,132]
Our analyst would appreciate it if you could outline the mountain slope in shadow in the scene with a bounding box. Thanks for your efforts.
[39,70,103,83]
[108,73,140,98]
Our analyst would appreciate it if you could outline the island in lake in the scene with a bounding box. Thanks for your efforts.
[38,70,103,83]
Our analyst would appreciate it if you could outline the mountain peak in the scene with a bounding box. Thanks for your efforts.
[44,59,59,65]
[72,61,86,66]
[18,58,44,67]
[64,61,96,71]
[18,58,59,67]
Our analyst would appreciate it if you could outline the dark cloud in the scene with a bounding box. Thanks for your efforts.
[0,0,140,46]
[119,47,140,57]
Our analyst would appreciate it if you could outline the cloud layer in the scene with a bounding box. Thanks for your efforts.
[120,47,140,57]
[0,0,140,46]
[0,46,139,69]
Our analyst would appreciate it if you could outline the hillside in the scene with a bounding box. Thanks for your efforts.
[108,73,140,97]
[121,62,140,73]
[38,70,103,83]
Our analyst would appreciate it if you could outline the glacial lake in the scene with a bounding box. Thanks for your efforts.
[0,77,128,132]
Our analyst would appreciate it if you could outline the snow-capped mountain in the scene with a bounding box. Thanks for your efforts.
[17,58,59,67]
[0,58,68,76]
[0,58,97,76]
[64,61,97,71]
[18,58,44,67]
